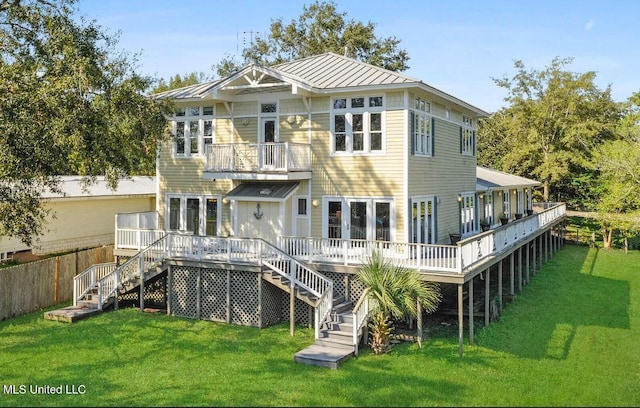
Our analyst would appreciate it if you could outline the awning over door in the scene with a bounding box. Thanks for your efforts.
[225,182,299,202]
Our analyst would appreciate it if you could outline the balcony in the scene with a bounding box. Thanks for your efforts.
[203,142,312,180]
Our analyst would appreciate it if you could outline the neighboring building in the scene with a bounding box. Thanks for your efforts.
[0,176,156,260]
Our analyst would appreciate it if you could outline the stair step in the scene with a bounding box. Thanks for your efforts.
[332,295,345,306]
[294,344,354,369]
[332,313,353,324]
[332,301,353,314]
[327,321,353,332]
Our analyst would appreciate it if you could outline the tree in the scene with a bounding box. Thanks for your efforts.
[594,92,640,249]
[153,71,213,93]
[235,0,409,72]
[0,0,170,245]
[356,251,441,354]
[478,57,621,204]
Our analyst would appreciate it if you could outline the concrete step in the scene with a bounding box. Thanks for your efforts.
[294,344,354,369]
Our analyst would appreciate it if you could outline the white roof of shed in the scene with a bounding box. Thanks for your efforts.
[44,176,156,199]
[476,167,540,191]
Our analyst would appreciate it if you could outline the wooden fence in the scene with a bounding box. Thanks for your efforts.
[0,246,113,321]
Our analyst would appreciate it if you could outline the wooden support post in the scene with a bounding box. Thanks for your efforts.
[545,230,549,264]
[139,257,145,312]
[532,237,537,276]
[54,256,60,304]
[417,300,423,349]
[458,284,464,358]
[166,265,171,315]
[525,242,530,284]
[517,247,523,293]
[226,270,231,323]
[290,287,295,336]
[196,269,201,319]
[468,277,474,346]
[509,252,515,296]
[498,260,503,314]
[484,268,490,327]
[308,305,313,329]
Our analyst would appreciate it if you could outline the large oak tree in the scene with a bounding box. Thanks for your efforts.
[0,0,170,245]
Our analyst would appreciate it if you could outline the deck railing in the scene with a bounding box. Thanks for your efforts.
[352,288,376,356]
[73,262,117,306]
[204,142,311,173]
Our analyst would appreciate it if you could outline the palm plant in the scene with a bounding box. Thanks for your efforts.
[356,250,441,354]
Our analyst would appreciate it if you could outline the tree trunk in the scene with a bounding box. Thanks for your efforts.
[602,225,613,249]
[543,183,550,202]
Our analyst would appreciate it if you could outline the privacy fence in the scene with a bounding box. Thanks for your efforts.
[0,246,113,321]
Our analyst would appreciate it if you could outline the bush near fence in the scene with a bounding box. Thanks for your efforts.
[0,246,113,321]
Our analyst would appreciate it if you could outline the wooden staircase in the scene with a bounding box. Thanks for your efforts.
[294,295,364,369]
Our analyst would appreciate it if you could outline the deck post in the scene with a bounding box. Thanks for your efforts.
[525,242,530,284]
[139,255,145,312]
[458,284,464,357]
[468,277,474,345]
[484,268,490,327]
[196,269,201,319]
[290,287,295,336]
[166,265,171,315]
[517,246,523,293]
[498,260,503,314]
[509,252,515,296]
[532,236,537,275]
[545,230,549,264]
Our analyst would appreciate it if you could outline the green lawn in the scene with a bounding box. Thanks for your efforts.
[1,245,638,407]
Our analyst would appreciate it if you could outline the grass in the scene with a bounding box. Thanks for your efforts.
[1,245,639,407]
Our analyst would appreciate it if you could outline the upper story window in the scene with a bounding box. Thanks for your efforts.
[331,96,384,154]
[172,106,214,157]
[261,103,277,113]
[460,115,476,156]
[411,97,433,156]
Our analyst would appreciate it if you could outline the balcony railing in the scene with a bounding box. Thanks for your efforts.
[114,203,566,274]
[204,142,311,173]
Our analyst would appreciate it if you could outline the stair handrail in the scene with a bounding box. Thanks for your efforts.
[73,262,117,306]
[352,287,377,356]
[259,239,333,340]
[95,234,169,309]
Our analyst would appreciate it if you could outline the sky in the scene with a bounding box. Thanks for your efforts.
[74,0,640,113]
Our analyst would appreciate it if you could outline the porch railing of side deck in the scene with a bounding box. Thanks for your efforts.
[277,202,566,274]
[204,142,311,173]
[352,288,377,356]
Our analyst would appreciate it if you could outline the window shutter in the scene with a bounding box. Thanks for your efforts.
[459,126,463,154]
[410,111,415,155]
[431,117,435,156]
[473,130,477,156]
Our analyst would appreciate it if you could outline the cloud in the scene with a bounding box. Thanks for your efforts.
[585,19,595,31]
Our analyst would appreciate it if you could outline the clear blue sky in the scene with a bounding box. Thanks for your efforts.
[75,0,640,113]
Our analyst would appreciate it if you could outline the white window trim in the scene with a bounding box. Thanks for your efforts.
[321,196,395,241]
[330,96,386,155]
[165,193,222,236]
[171,105,215,158]
[460,191,478,236]
[410,195,437,244]
[411,109,433,157]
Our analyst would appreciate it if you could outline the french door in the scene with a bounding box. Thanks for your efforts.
[325,198,393,242]
[411,196,436,244]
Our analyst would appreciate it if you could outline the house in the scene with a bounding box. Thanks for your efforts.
[60,53,566,367]
[0,176,156,261]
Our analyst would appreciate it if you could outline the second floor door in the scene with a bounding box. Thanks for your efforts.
[260,117,278,168]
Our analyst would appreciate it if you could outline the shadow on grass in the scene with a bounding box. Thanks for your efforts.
[475,246,631,360]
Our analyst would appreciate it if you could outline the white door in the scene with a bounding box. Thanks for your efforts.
[260,117,277,169]
[236,201,281,243]
[411,197,435,244]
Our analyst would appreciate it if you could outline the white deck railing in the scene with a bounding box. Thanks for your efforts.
[204,142,311,173]
[113,203,565,275]
[73,262,117,306]
[352,288,376,356]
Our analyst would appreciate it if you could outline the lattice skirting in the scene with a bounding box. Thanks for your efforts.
[169,265,285,328]
[118,272,168,309]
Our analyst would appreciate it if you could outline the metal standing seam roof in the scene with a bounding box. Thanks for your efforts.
[476,167,541,191]
[225,182,300,202]
[151,52,489,116]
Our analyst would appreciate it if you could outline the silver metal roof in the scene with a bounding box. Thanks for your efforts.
[152,53,489,116]
[476,167,540,191]
[273,53,418,89]
[226,182,299,202]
